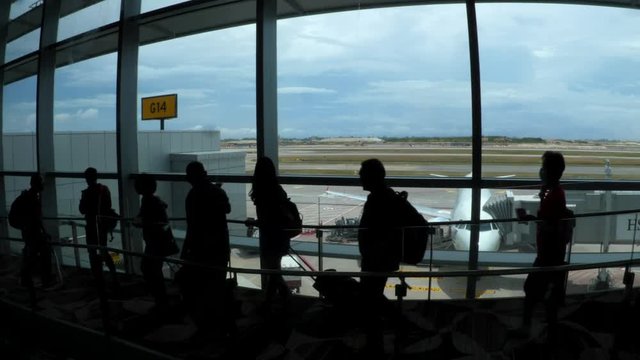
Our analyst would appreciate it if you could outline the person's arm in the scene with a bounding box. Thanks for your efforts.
[221,189,231,214]
[101,185,112,212]
[516,208,536,222]
[79,190,87,215]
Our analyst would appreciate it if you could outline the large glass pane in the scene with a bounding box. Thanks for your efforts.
[3,76,37,171]
[53,54,117,171]
[10,0,36,20]
[56,178,123,269]
[267,184,469,299]
[477,187,640,298]
[57,0,120,41]
[141,0,190,13]
[277,5,472,177]
[478,4,640,180]
[5,29,40,63]
[3,175,30,255]
[138,25,256,175]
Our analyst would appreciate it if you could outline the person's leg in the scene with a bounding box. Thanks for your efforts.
[262,254,280,304]
[38,240,53,287]
[522,273,543,330]
[360,274,388,357]
[98,232,118,288]
[20,243,35,288]
[143,256,168,308]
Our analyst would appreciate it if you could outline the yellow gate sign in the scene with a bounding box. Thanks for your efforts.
[141,94,178,120]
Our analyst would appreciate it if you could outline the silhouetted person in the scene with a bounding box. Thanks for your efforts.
[134,174,170,314]
[517,151,569,339]
[18,174,52,307]
[249,156,291,312]
[358,158,400,301]
[180,161,234,336]
[358,158,401,356]
[79,167,118,290]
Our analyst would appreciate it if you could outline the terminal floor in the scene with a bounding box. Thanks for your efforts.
[1,255,639,360]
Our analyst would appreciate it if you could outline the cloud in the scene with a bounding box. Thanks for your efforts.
[278,87,336,95]
[54,108,99,123]
[54,94,116,110]
[218,127,256,139]
[10,3,638,141]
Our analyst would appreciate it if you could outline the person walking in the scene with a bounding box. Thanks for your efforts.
[249,156,292,313]
[79,167,118,290]
[517,151,571,340]
[16,174,52,307]
[179,161,234,337]
[134,174,172,314]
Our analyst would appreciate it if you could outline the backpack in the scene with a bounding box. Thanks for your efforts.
[97,185,119,240]
[395,191,430,265]
[8,191,29,230]
[99,208,119,233]
[281,197,303,240]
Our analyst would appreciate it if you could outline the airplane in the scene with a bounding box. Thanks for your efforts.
[323,174,512,252]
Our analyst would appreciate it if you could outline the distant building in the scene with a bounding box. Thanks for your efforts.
[3,130,247,253]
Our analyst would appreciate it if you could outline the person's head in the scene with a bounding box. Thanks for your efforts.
[250,157,278,200]
[185,161,207,185]
[359,158,386,192]
[253,156,277,184]
[30,174,43,193]
[134,173,157,196]
[540,151,565,185]
[84,167,98,186]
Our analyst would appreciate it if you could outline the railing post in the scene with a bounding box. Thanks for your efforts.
[317,227,323,271]
[71,221,80,269]
[428,229,434,302]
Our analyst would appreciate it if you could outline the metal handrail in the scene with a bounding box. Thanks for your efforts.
[0,233,637,280]
[1,207,637,294]
[1,205,635,228]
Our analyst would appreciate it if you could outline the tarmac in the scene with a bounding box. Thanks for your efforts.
[1,254,639,360]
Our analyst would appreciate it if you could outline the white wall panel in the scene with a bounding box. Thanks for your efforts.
[54,133,71,170]
[70,133,90,171]
[104,133,117,172]
[11,134,36,171]
[87,133,107,171]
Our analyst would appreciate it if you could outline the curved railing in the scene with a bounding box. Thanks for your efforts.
[0,207,638,296]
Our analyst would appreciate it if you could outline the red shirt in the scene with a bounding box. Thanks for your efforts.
[536,186,567,265]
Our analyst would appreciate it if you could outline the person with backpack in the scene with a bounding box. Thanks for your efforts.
[358,158,402,356]
[79,167,118,290]
[179,161,234,337]
[517,151,571,339]
[13,174,52,307]
[249,156,292,313]
[358,158,401,300]
[133,174,175,314]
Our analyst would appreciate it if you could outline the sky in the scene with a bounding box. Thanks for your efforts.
[3,1,640,141]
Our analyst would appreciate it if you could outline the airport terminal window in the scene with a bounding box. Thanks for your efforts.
[477,4,640,181]
[141,0,190,13]
[10,0,35,20]
[2,76,37,171]
[479,186,640,261]
[276,5,472,177]
[4,28,40,63]
[57,0,120,42]
[4,176,31,255]
[55,178,123,269]
[137,25,256,175]
[53,53,117,172]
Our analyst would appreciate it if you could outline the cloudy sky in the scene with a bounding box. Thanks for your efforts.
[3,1,640,140]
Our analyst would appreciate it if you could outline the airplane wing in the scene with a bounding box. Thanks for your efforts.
[323,190,451,220]
[324,190,367,202]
